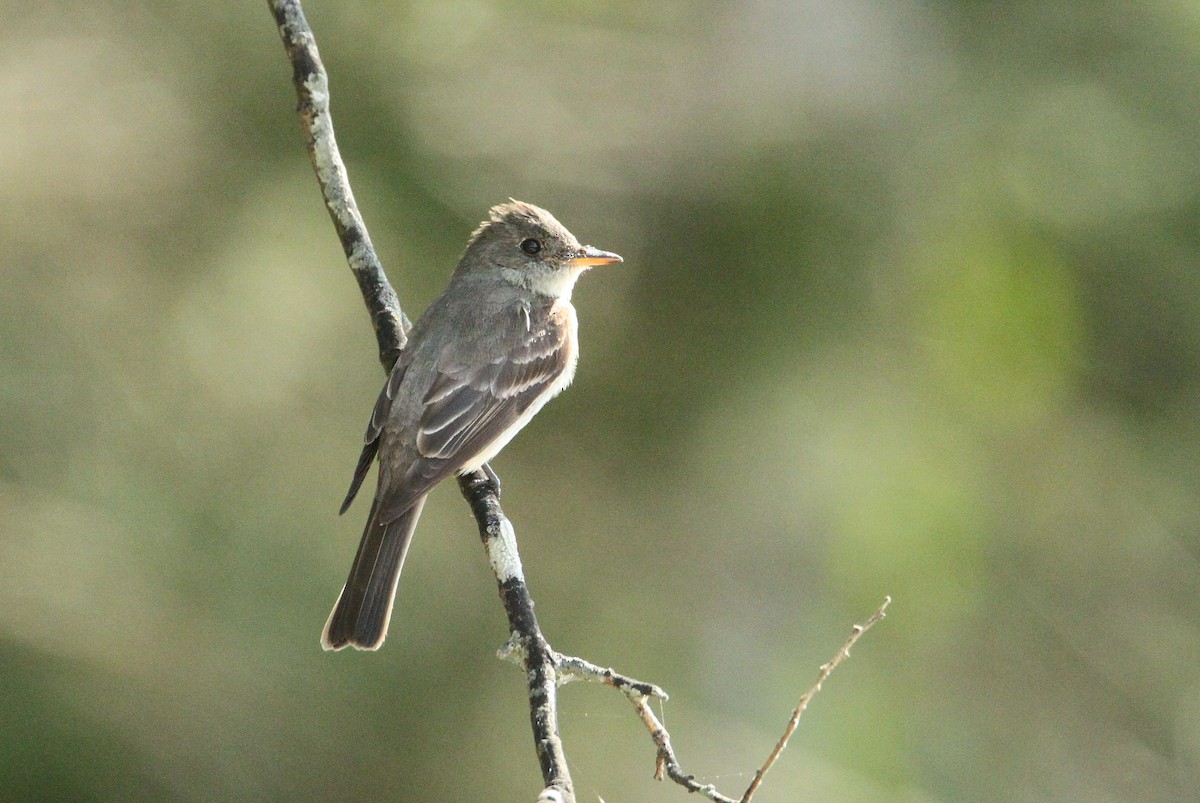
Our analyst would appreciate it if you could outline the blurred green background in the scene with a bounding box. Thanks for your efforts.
[3,1,1199,800]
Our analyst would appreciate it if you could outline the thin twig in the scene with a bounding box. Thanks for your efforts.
[552,656,740,800]
[555,654,668,700]
[740,596,891,802]
[523,598,890,803]
[633,694,741,802]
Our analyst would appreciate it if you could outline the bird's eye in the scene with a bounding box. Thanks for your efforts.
[520,238,542,255]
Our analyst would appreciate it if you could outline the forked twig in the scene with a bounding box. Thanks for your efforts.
[501,598,892,802]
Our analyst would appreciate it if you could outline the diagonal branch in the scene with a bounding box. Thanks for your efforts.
[268,0,409,370]
[268,2,574,800]
[739,596,891,802]
[459,472,575,803]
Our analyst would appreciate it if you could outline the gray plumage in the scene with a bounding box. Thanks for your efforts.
[322,201,621,651]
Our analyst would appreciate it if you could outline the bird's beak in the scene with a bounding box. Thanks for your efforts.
[568,245,623,267]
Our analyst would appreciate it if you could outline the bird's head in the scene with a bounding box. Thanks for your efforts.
[459,200,622,299]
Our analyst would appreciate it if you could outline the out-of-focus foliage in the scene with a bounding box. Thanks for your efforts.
[3,1,1198,800]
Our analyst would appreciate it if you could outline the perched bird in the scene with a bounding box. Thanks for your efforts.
[322,200,622,651]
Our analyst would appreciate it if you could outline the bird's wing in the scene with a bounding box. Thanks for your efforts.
[339,359,409,515]
[374,307,572,525]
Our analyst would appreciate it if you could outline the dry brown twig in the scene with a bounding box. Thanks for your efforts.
[268,2,890,800]
[504,597,891,803]
[739,595,891,802]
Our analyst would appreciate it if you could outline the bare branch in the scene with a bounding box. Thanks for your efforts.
[555,654,668,701]
[740,596,892,802]
[459,471,576,802]
[268,0,409,369]
[521,598,891,803]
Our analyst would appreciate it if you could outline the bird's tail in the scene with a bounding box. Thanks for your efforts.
[321,496,426,651]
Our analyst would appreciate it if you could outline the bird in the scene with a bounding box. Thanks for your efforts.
[322,200,622,651]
